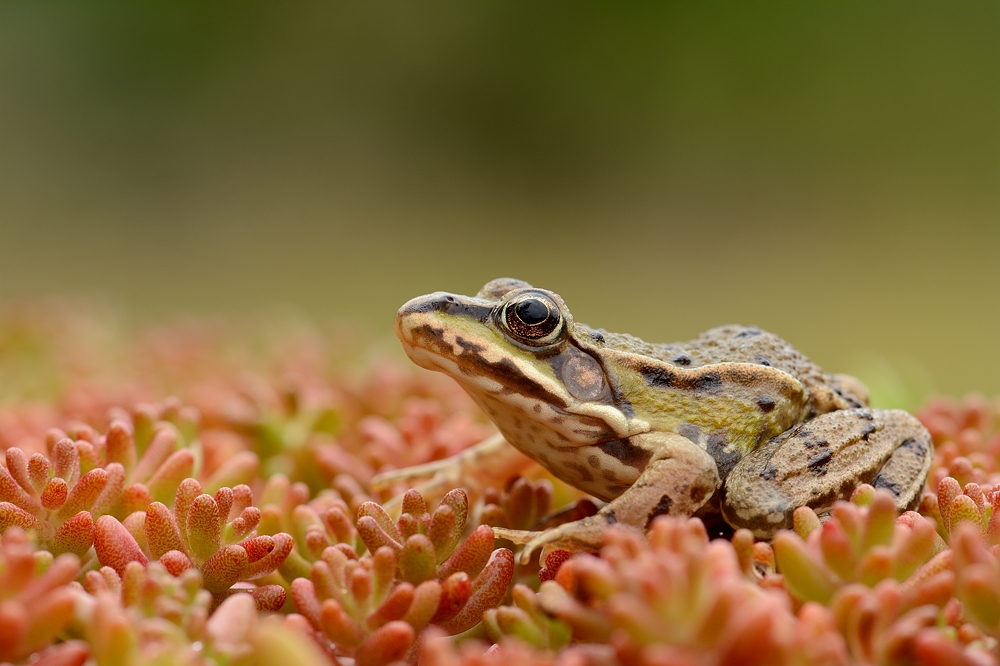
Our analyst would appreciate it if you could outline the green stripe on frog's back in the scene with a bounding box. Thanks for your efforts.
[603,351,810,457]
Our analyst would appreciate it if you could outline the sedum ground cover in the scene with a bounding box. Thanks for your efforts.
[2,300,1000,666]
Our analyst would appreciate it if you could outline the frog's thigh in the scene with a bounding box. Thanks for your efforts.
[721,408,932,538]
[503,433,719,560]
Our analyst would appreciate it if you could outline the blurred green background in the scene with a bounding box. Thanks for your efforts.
[1,3,998,401]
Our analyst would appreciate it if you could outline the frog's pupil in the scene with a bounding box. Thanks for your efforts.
[516,299,549,326]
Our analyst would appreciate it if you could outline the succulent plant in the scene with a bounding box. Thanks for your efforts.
[772,486,944,604]
[0,527,81,663]
[90,477,292,608]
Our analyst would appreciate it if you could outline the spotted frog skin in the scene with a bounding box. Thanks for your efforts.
[376,278,933,562]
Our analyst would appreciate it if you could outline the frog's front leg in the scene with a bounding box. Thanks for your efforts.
[370,433,537,507]
[721,408,932,537]
[494,432,720,564]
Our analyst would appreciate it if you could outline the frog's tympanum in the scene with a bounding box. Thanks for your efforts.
[375,278,933,563]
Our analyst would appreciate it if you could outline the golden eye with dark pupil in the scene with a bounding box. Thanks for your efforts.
[505,296,560,340]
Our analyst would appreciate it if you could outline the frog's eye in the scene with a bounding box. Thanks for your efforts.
[500,293,564,345]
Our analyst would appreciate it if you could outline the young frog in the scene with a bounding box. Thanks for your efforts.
[373,278,933,563]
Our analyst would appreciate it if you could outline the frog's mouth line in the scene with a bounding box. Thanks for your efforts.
[398,328,570,411]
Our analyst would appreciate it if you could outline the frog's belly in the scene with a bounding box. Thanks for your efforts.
[469,391,643,502]
[499,427,644,502]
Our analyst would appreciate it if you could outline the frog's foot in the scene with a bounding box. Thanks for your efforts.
[370,433,536,509]
[494,517,623,565]
[722,408,933,538]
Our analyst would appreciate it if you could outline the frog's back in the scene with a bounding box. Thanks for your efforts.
[589,324,866,417]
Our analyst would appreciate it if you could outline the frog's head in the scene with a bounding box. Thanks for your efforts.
[395,278,649,448]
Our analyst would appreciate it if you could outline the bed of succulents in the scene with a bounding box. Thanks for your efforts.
[2,300,1000,666]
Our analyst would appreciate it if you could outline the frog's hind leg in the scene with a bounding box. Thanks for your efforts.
[720,408,932,538]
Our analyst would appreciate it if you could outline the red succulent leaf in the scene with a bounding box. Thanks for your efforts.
[0,501,49,538]
[131,427,177,484]
[5,448,33,495]
[436,548,514,634]
[0,464,42,516]
[51,439,80,486]
[437,524,494,579]
[318,598,365,649]
[51,511,95,557]
[94,515,149,575]
[145,449,195,505]
[357,502,403,547]
[27,453,51,495]
[431,572,470,624]
[354,621,414,666]
[228,506,261,543]
[290,578,322,628]
[144,502,186,560]
[215,487,235,529]
[240,535,275,563]
[105,420,137,472]
[201,544,249,593]
[41,478,68,511]
[118,483,153,516]
[56,467,109,521]
[204,452,260,494]
[90,463,126,517]
[401,489,427,518]
[158,549,194,576]
[367,582,414,629]
[399,534,437,584]
[27,640,90,666]
[251,584,287,612]
[187,494,222,564]
[244,532,293,580]
[403,579,442,632]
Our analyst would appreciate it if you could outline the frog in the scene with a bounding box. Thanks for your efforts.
[373,278,933,563]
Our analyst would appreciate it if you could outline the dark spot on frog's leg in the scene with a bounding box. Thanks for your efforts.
[808,448,832,476]
[646,495,674,529]
[602,469,618,481]
[900,437,929,458]
[671,354,692,367]
[754,354,772,367]
[706,432,741,480]
[756,395,776,413]
[677,423,700,445]
[533,404,542,413]
[872,475,902,497]
[596,439,653,471]
[587,454,600,469]
[606,484,631,495]
[641,366,676,388]
[565,462,594,483]
[689,485,709,504]
[693,372,723,394]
